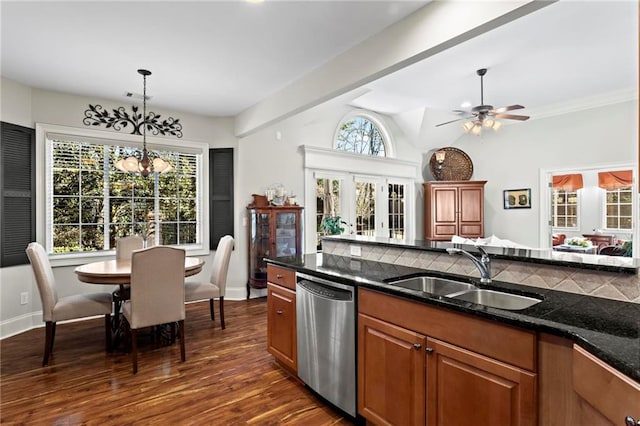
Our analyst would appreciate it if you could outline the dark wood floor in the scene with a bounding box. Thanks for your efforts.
[1,298,354,425]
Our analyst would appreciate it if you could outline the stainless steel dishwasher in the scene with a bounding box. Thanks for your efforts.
[296,272,356,417]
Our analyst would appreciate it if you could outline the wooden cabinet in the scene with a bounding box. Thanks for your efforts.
[426,337,536,426]
[423,181,486,241]
[538,333,640,426]
[247,201,303,298]
[358,313,426,425]
[266,265,297,372]
[358,288,536,426]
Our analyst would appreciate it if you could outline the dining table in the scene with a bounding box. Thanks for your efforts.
[74,256,205,349]
[74,256,205,284]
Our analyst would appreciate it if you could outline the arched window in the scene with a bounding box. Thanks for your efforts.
[334,112,391,157]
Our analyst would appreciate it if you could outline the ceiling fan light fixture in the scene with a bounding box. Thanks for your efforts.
[462,121,475,133]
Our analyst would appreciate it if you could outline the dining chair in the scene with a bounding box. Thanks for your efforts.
[113,235,145,313]
[184,235,234,329]
[25,242,113,366]
[116,235,144,260]
[122,246,186,374]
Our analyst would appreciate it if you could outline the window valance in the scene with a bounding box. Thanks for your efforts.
[598,170,632,190]
[552,174,583,191]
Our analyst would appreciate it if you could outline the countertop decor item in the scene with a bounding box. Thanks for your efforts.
[265,183,286,206]
[428,147,473,181]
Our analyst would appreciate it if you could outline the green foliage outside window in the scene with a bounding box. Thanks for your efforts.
[50,140,199,253]
[335,116,385,156]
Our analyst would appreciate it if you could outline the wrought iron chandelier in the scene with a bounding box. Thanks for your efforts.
[114,69,172,177]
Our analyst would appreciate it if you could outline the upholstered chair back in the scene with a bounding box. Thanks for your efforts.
[128,246,185,329]
[116,235,145,260]
[26,242,58,322]
[210,235,234,296]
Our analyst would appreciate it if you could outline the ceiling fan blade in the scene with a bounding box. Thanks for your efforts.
[492,104,525,113]
[494,113,530,121]
[435,117,466,127]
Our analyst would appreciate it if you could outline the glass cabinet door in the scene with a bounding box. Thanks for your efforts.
[275,211,298,258]
[249,210,271,283]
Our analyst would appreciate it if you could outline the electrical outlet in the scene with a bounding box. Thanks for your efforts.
[350,245,361,257]
[20,292,28,305]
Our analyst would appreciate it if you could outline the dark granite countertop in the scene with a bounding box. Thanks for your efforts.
[266,253,640,382]
[323,235,640,274]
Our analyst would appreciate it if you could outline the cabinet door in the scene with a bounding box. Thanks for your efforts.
[358,313,426,426]
[426,337,536,426]
[267,283,297,372]
[431,186,458,239]
[274,210,300,258]
[458,185,484,238]
[573,345,640,425]
[248,209,271,287]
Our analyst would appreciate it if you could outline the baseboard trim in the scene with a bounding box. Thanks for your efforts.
[0,312,40,339]
[1,313,109,340]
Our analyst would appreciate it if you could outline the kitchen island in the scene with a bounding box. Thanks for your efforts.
[265,246,640,425]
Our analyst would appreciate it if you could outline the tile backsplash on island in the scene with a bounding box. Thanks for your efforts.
[322,240,640,303]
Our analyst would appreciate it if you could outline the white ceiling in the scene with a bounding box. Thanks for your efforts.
[350,0,638,119]
[0,0,428,117]
[1,1,637,125]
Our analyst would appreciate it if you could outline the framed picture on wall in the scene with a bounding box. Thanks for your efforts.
[504,188,531,209]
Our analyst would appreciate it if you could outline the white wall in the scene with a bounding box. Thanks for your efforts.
[2,83,637,337]
[0,77,239,337]
[427,100,638,248]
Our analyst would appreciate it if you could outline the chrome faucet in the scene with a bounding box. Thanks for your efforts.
[447,246,492,284]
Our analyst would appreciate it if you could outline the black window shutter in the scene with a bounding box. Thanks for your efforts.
[209,148,234,250]
[1,122,35,267]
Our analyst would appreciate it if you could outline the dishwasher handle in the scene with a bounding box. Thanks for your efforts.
[297,279,353,301]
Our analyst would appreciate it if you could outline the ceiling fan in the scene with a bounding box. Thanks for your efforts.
[436,68,529,133]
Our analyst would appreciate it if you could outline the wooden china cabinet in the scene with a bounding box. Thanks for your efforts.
[423,181,486,241]
[246,195,303,299]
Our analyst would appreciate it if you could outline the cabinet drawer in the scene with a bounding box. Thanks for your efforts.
[573,344,640,423]
[359,288,536,371]
[267,264,296,290]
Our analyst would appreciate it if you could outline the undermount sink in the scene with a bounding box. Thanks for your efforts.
[449,289,542,310]
[387,276,475,296]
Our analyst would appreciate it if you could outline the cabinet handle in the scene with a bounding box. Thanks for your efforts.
[276,310,283,315]
[425,347,434,353]
[413,343,422,350]
[625,416,636,426]
[276,274,284,279]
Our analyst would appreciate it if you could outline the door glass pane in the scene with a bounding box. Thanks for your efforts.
[355,181,376,236]
[388,183,405,239]
[275,212,297,257]
[249,212,270,282]
[316,178,342,250]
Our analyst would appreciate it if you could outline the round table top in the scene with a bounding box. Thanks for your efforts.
[75,257,204,284]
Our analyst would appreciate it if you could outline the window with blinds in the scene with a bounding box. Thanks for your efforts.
[48,138,201,254]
